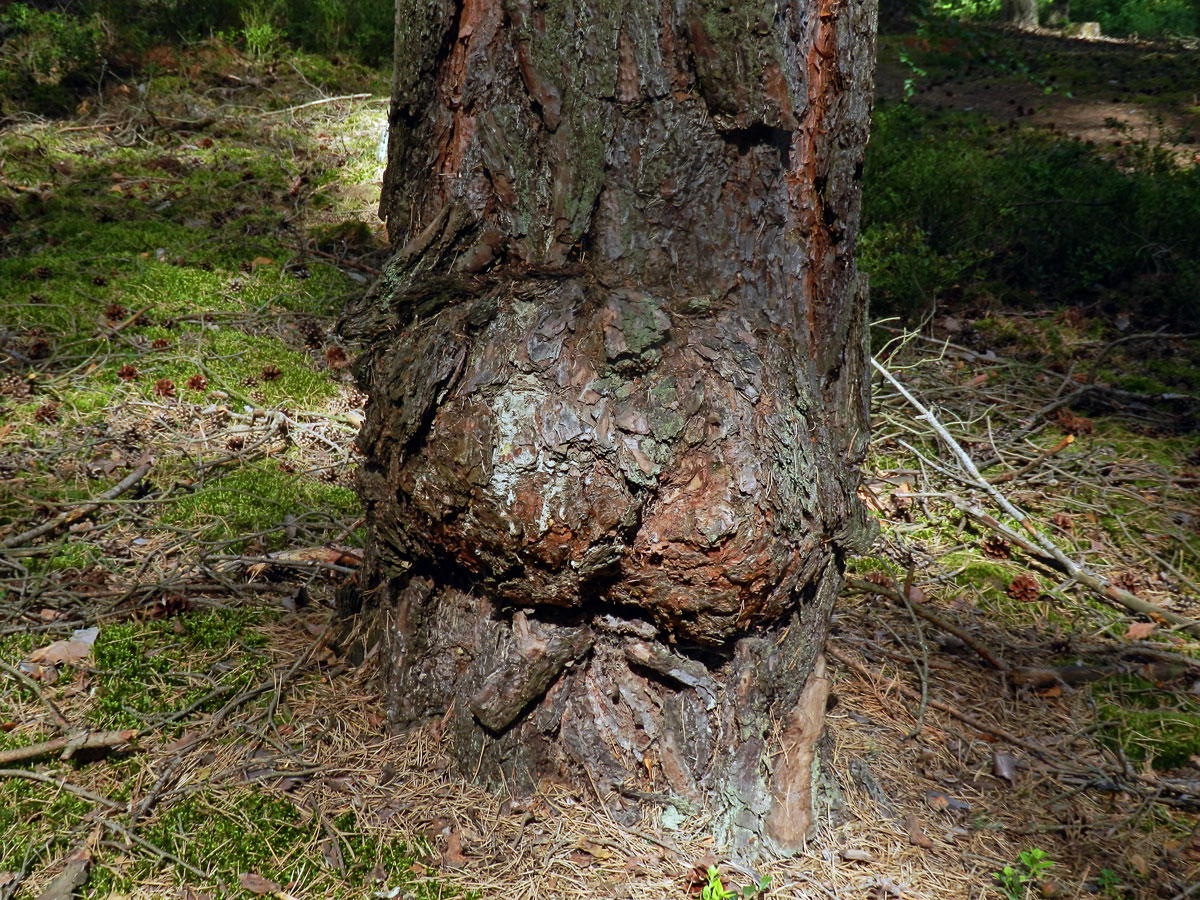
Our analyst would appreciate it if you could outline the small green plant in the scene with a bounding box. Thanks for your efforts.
[1096,868,1123,898]
[697,867,771,900]
[739,874,772,899]
[241,0,283,60]
[701,867,735,900]
[994,848,1054,900]
[897,45,927,99]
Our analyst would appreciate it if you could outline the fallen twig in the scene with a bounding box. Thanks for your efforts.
[0,657,72,730]
[872,357,1200,638]
[0,462,152,550]
[0,768,122,809]
[130,626,330,825]
[0,729,136,766]
[952,495,1200,636]
[826,643,1064,762]
[990,434,1074,484]
[104,304,152,336]
[249,93,374,117]
[99,818,220,889]
[845,575,1008,671]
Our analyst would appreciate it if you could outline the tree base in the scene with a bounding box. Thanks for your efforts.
[358,553,844,859]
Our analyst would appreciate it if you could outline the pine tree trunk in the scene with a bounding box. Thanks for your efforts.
[1003,0,1039,28]
[341,0,878,858]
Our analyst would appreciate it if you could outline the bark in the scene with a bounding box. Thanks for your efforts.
[341,0,877,859]
[1003,0,1039,28]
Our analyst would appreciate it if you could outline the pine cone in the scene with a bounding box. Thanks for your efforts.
[1110,571,1144,595]
[1007,574,1040,602]
[863,570,893,590]
[34,402,59,423]
[0,375,30,398]
[981,535,1010,560]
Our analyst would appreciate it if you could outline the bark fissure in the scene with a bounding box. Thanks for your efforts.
[346,0,878,860]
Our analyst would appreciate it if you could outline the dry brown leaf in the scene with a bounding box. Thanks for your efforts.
[441,828,468,867]
[1126,622,1157,640]
[993,751,1018,785]
[1053,408,1093,435]
[925,790,949,811]
[325,346,350,369]
[34,844,90,900]
[577,840,614,860]
[904,814,933,849]
[18,661,58,683]
[237,872,280,895]
[29,639,92,666]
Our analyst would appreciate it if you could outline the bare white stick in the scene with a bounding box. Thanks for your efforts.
[872,357,1200,637]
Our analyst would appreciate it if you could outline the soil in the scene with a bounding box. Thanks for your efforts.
[876,25,1200,163]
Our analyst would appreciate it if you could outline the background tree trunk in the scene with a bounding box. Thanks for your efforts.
[1003,0,1040,28]
[341,0,877,858]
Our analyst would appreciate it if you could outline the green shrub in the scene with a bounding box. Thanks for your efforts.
[0,3,109,110]
[2,0,394,82]
[282,0,393,64]
[1072,0,1199,36]
[861,102,1200,323]
[241,0,284,59]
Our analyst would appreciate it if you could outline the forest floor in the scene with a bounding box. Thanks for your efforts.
[0,26,1199,900]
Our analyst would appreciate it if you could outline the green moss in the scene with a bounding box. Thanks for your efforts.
[196,331,338,406]
[846,556,896,577]
[89,609,268,728]
[0,779,94,874]
[956,557,1012,582]
[26,542,102,574]
[1095,675,1200,770]
[165,464,358,547]
[1089,422,1200,470]
[972,316,1021,343]
[143,792,308,886]
[135,792,458,899]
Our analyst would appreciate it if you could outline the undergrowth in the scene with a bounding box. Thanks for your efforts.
[861,101,1200,323]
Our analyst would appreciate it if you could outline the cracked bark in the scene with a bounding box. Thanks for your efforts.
[342,0,878,859]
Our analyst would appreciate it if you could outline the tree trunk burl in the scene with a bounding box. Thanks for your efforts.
[341,0,879,859]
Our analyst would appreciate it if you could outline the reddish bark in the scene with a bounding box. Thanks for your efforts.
[343,0,878,857]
